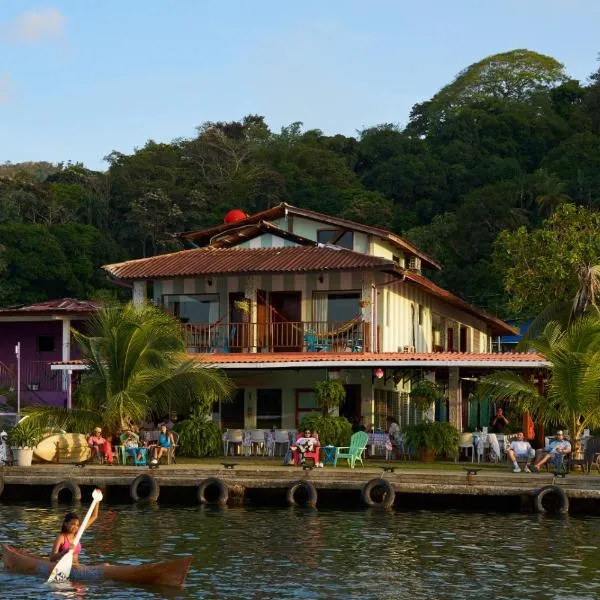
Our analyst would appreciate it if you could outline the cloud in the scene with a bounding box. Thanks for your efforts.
[7,6,66,43]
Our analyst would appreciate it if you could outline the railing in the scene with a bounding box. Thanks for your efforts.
[0,360,63,392]
[183,320,370,354]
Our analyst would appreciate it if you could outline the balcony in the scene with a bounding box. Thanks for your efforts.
[183,320,370,354]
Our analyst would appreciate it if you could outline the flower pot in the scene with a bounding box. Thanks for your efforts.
[14,447,34,467]
[417,447,436,463]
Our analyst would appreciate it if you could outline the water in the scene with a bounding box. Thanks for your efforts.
[1,502,599,599]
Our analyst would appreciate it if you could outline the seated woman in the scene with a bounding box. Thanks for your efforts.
[150,424,175,465]
[386,416,402,459]
[87,426,113,465]
[291,429,322,467]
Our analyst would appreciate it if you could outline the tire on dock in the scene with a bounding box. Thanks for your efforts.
[130,474,160,503]
[51,480,82,503]
[197,477,229,506]
[535,485,569,514]
[286,481,317,508]
[362,478,395,508]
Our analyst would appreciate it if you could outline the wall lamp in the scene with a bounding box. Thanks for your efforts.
[207,277,213,286]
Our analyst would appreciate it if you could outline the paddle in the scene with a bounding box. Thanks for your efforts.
[47,488,103,583]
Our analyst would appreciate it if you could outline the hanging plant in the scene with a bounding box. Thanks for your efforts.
[409,380,441,408]
[234,299,251,313]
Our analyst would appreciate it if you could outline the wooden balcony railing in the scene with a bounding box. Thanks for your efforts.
[183,320,370,354]
[0,360,63,392]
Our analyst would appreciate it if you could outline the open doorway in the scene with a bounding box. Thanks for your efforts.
[270,291,301,352]
[339,384,361,425]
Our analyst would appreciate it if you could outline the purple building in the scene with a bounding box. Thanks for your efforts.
[0,299,99,408]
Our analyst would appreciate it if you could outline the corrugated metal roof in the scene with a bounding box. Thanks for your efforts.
[177,202,441,270]
[103,246,397,280]
[0,298,100,316]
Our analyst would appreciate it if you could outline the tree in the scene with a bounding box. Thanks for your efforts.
[23,303,233,433]
[494,204,600,318]
[409,50,568,135]
[478,316,600,453]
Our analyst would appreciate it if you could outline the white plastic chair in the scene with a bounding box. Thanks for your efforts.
[474,433,488,463]
[264,430,276,456]
[274,429,290,456]
[457,432,474,462]
[223,429,243,456]
[250,429,265,455]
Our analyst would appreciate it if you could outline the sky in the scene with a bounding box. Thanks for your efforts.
[1,0,599,171]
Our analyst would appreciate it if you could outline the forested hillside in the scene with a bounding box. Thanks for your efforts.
[1,49,599,317]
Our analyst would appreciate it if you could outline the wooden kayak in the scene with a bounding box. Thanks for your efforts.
[33,433,91,463]
[2,545,192,587]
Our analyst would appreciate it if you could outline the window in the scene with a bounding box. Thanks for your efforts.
[220,389,245,429]
[296,389,320,426]
[37,335,55,352]
[317,229,354,250]
[256,389,282,429]
[163,294,220,324]
[418,304,424,326]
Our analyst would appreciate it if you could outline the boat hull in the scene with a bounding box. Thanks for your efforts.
[2,545,192,587]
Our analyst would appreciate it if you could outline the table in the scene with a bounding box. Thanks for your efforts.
[321,445,336,465]
[368,433,390,457]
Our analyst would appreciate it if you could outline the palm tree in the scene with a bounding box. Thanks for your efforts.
[24,303,233,434]
[479,316,600,454]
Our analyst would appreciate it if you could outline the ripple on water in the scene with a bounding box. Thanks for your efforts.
[1,505,600,599]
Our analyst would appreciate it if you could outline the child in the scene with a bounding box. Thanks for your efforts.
[50,492,101,567]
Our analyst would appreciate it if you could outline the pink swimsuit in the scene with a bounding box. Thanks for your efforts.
[59,535,81,555]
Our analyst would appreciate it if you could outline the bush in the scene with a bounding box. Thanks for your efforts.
[402,420,459,458]
[298,415,352,447]
[175,416,222,457]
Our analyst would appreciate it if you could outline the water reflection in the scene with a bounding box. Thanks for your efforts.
[1,503,599,599]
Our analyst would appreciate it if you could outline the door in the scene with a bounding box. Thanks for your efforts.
[339,384,361,423]
[257,290,268,351]
[220,389,245,429]
[229,292,247,352]
[270,291,302,352]
[256,388,282,429]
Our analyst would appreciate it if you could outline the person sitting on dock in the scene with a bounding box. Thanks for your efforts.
[150,424,175,465]
[291,430,322,467]
[124,430,144,463]
[87,426,114,465]
[506,432,535,472]
[531,430,571,473]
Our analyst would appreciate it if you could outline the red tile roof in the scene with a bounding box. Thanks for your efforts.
[401,270,517,336]
[178,202,441,270]
[53,351,549,369]
[103,246,398,280]
[0,298,100,317]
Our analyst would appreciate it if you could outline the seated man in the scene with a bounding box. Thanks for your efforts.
[123,430,145,463]
[506,431,535,473]
[87,426,114,464]
[531,430,571,472]
[291,429,322,467]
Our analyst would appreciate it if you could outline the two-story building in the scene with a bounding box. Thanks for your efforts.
[102,203,548,432]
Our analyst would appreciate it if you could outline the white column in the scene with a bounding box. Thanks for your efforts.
[132,280,148,307]
[62,318,71,391]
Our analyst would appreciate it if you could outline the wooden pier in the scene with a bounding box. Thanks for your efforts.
[2,463,600,514]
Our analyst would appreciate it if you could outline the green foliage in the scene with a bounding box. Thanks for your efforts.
[6,417,46,448]
[478,315,600,450]
[23,303,233,435]
[402,420,460,457]
[494,204,600,318]
[314,379,346,417]
[175,416,222,457]
[298,414,352,447]
[409,380,442,408]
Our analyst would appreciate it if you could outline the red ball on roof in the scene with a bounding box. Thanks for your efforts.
[223,209,248,224]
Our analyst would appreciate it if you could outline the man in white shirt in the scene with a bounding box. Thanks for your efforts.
[506,431,535,473]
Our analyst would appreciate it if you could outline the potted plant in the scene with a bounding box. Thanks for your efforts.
[7,417,45,466]
[409,380,441,409]
[402,420,459,462]
[314,379,346,417]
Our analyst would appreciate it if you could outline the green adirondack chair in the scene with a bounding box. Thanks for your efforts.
[334,431,369,468]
